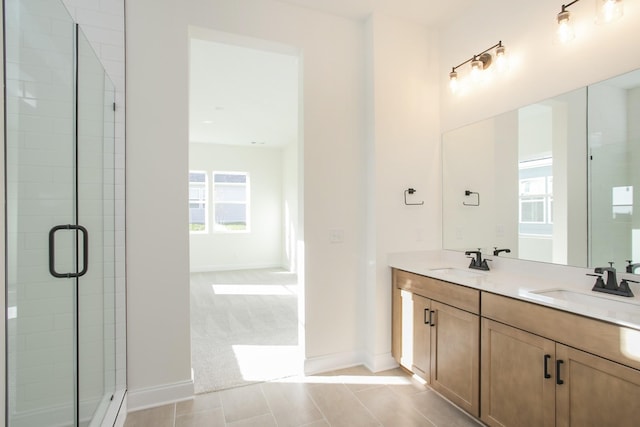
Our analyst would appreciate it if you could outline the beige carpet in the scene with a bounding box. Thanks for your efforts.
[190,268,300,393]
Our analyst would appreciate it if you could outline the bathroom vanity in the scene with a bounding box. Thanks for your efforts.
[390,251,640,427]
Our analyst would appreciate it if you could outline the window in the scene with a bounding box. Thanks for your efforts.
[213,172,250,232]
[189,171,208,233]
[519,177,552,223]
[519,158,553,236]
[612,185,633,218]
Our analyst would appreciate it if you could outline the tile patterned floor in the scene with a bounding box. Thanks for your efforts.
[124,366,482,427]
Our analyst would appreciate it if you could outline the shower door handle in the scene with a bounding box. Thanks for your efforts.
[49,224,89,278]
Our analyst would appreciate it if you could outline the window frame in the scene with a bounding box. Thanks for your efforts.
[212,171,251,233]
[518,158,553,236]
[189,170,209,234]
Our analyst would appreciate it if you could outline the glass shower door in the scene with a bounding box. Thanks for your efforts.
[5,0,78,425]
[76,27,116,426]
[5,1,117,426]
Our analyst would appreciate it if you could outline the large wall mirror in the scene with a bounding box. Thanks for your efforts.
[442,68,640,273]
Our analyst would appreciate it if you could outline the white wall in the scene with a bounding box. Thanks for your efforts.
[440,0,640,132]
[125,0,193,407]
[126,0,366,403]
[442,118,497,251]
[282,139,300,273]
[364,14,441,371]
[189,143,284,271]
[493,112,520,256]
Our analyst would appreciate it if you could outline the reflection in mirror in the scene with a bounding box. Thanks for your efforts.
[589,69,640,272]
[442,88,587,266]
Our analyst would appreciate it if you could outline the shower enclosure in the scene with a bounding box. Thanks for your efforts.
[4,0,125,425]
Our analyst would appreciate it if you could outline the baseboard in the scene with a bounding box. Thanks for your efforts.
[304,351,364,375]
[362,352,399,373]
[126,379,194,412]
[189,263,285,273]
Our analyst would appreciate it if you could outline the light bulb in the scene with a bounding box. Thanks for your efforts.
[471,58,483,82]
[599,0,623,23]
[495,45,507,72]
[557,10,575,43]
[449,70,459,93]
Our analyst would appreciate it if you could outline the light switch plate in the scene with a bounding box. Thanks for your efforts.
[329,229,344,243]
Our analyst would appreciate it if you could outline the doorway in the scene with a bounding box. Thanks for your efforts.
[187,29,303,393]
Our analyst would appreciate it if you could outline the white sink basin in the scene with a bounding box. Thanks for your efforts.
[529,288,640,315]
[428,268,486,279]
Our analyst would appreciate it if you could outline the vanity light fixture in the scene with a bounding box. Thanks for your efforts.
[448,41,507,93]
[556,0,623,43]
[557,0,579,44]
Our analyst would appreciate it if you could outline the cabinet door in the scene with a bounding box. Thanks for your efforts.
[481,319,555,427]
[431,301,480,417]
[556,344,640,427]
[412,294,431,382]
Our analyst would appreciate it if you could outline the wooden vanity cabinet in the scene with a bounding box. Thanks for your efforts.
[392,268,480,417]
[430,299,479,416]
[555,344,640,427]
[481,318,556,427]
[482,293,640,427]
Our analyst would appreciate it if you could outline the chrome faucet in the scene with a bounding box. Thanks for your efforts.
[465,249,490,271]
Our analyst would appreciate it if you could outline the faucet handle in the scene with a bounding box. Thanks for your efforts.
[618,279,636,297]
[608,261,615,268]
[587,273,606,289]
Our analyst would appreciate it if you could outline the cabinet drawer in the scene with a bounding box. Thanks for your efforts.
[393,269,479,314]
[482,292,640,371]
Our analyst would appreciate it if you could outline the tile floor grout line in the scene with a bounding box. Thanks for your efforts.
[257,381,278,426]
[347,382,386,427]
[302,380,334,427]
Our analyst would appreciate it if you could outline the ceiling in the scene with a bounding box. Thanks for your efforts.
[276,0,476,27]
[189,38,299,148]
[189,1,474,148]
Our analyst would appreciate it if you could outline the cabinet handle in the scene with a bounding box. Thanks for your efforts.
[429,310,435,327]
[543,354,551,379]
[556,360,564,385]
[424,308,429,325]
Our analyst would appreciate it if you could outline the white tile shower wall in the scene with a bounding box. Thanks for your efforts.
[5,0,78,422]
[62,0,126,390]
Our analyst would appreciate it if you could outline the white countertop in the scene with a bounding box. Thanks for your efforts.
[388,250,640,331]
